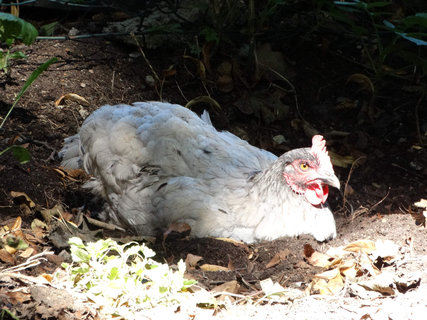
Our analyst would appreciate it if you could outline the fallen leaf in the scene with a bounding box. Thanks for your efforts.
[185,253,203,270]
[303,243,315,257]
[346,73,374,96]
[371,240,399,263]
[266,249,290,268]
[260,278,286,297]
[41,274,53,282]
[359,271,396,296]
[11,216,22,231]
[199,264,229,272]
[305,250,333,268]
[314,267,341,281]
[0,248,15,264]
[344,240,376,254]
[10,191,35,215]
[329,151,354,168]
[55,93,89,107]
[4,291,31,304]
[55,167,89,182]
[19,247,35,258]
[339,260,358,280]
[39,204,67,223]
[312,268,344,295]
[212,280,240,293]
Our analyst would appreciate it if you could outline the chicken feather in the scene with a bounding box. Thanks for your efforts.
[60,101,340,243]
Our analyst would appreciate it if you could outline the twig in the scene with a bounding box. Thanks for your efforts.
[130,32,161,99]
[0,250,54,273]
[261,64,303,121]
[342,156,366,213]
[414,91,425,146]
[111,70,115,93]
[175,80,188,102]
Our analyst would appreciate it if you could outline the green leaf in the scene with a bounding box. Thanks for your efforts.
[0,308,20,320]
[0,12,38,45]
[11,145,31,164]
[71,247,90,263]
[8,51,27,60]
[0,145,31,164]
[0,57,57,129]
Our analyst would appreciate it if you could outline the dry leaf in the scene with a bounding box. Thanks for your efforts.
[11,216,22,231]
[344,240,376,254]
[19,247,35,258]
[314,267,341,281]
[185,253,203,270]
[312,268,344,295]
[371,240,399,262]
[10,191,35,215]
[41,274,53,282]
[329,151,355,168]
[163,222,191,237]
[260,278,286,297]
[339,260,358,279]
[0,248,15,264]
[212,280,240,301]
[55,93,89,107]
[39,204,66,223]
[306,250,333,268]
[266,249,290,268]
[359,271,396,296]
[303,243,315,257]
[199,264,229,272]
[4,291,31,304]
[55,167,89,182]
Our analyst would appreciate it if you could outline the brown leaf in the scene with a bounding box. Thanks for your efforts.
[266,249,290,268]
[0,248,15,264]
[212,280,240,294]
[344,240,376,254]
[11,216,22,231]
[303,243,315,257]
[55,167,89,182]
[19,247,35,258]
[346,73,374,96]
[55,93,89,107]
[199,264,229,272]
[185,253,203,270]
[212,280,240,301]
[10,191,35,215]
[306,250,333,268]
[4,291,31,304]
[312,268,344,295]
[163,222,191,238]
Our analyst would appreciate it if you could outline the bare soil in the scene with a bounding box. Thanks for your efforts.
[0,12,426,320]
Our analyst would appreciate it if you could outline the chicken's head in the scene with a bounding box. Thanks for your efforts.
[282,135,340,206]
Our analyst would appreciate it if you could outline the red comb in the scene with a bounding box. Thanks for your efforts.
[311,135,333,171]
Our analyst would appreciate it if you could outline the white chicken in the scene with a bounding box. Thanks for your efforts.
[60,101,340,243]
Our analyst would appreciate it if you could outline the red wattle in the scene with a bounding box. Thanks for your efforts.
[304,183,329,205]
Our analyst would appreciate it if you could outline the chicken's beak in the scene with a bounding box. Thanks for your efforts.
[321,173,340,190]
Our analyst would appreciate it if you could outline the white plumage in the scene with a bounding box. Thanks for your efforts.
[60,101,340,243]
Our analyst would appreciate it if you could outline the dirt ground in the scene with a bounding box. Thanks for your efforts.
[1,9,427,320]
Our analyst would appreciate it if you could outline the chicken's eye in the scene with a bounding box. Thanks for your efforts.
[300,162,309,171]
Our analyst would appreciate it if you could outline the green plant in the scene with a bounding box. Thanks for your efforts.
[0,50,27,74]
[0,13,55,164]
[62,237,211,318]
[327,1,427,77]
[0,57,57,164]
[0,12,38,45]
[0,12,38,75]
